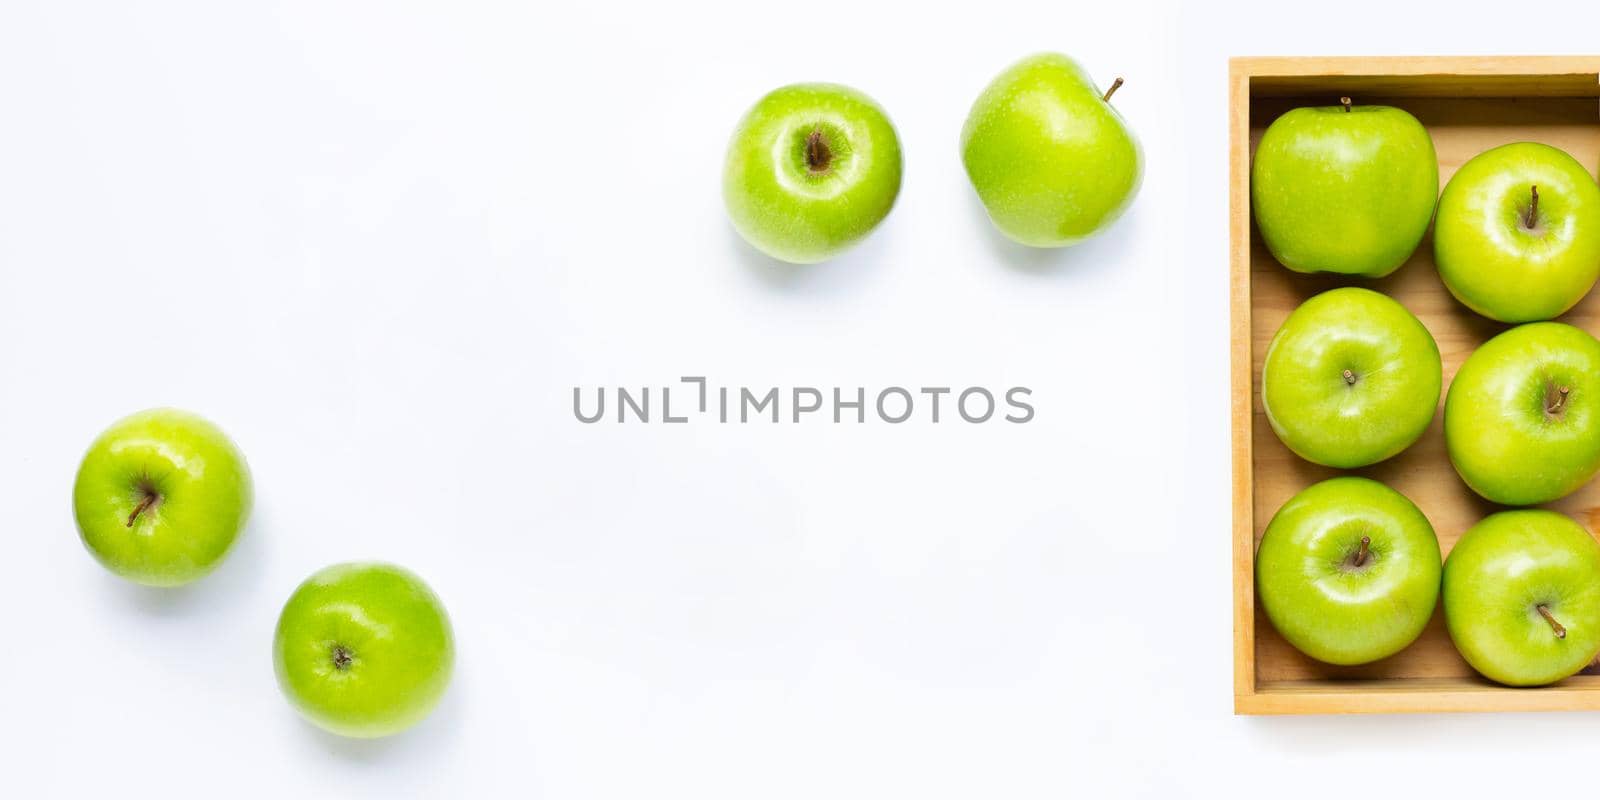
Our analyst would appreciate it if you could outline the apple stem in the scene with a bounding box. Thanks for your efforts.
[332,644,354,670]
[1102,77,1124,103]
[1538,605,1568,639]
[1547,385,1571,416]
[126,492,157,527]
[804,128,832,173]
[1342,368,1357,386]
[1339,96,1352,112]
[1526,185,1540,229]
[1352,535,1371,567]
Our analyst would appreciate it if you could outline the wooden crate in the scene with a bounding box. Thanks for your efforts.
[1231,56,1600,714]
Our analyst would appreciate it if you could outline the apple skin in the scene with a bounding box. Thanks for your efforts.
[723,83,902,264]
[1262,287,1441,468]
[71,408,253,587]
[274,562,455,738]
[1445,322,1600,506]
[1256,477,1441,666]
[1443,510,1600,686]
[1251,103,1437,277]
[1434,142,1600,322]
[960,52,1142,247]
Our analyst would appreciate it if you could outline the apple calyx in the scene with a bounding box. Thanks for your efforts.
[1101,77,1124,103]
[1537,604,1568,639]
[331,644,355,671]
[1525,185,1541,230]
[1339,96,1352,113]
[126,488,159,528]
[804,128,833,174]
[1546,384,1571,417]
[1341,368,1358,386]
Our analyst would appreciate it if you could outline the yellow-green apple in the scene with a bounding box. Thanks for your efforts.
[1445,322,1600,505]
[1262,287,1441,468]
[960,52,1141,247]
[71,408,253,587]
[723,83,902,264]
[1434,142,1600,322]
[1443,510,1600,686]
[1251,99,1437,277]
[274,562,455,738]
[1256,477,1441,665]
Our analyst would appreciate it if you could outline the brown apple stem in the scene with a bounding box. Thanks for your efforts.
[1339,96,1352,112]
[804,128,832,173]
[1102,77,1124,103]
[1538,605,1567,639]
[1342,368,1357,385]
[1352,536,1371,567]
[126,493,157,527]
[1547,384,1571,416]
[332,644,354,670]
[1526,185,1540,229]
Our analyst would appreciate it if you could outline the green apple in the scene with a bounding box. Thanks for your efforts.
[1443,510,1600,686]
[960,52,1141,247]
[1251,99,1437,277]
[71,408,253,587]
[723,83,902,264]
[1445,322,1600,505]
[1262,287,1441,468]
[1256,477,1441,665]
[274,562,455,738]
[1434,142,1600,322]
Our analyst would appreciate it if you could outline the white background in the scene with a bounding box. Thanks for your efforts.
[2,0,1598,796]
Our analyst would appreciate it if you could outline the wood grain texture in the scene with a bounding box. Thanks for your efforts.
[1241,676,1600,715]
[1232,57,1600,715]
[1238,56,1600,97]
[1229,61,1256,701]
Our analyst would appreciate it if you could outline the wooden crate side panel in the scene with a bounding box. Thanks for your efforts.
[1242,676,1600,715]
[1236,56,1600,98]
[1229,60,1258,704]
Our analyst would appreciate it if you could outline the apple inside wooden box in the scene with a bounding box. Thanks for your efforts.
[1231,56,1600,714]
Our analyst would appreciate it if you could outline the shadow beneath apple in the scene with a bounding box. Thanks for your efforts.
[729,222,890,295]
[965,192,1142,277]
[98,512,269,618]
[292,670,465,764]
